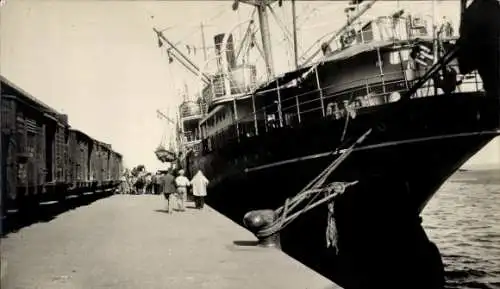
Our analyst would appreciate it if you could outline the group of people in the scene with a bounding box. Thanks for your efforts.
[120,168,162,195]
[158,168,209,213]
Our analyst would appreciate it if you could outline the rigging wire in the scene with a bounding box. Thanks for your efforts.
[157,46,181,149]
[297,2,337,28]
[281,1,292,71]
[161,6,228,53]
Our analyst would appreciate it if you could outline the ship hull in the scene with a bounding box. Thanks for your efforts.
[188,92,500,288]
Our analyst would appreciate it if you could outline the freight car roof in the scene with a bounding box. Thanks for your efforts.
[69,128,93,141]
[69,128,122,157]
[1,75,62,117]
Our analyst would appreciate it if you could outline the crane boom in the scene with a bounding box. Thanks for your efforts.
[156,109,176,125]
[154,28,211,84]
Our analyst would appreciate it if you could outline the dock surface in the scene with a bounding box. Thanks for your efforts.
[1,195,338,289]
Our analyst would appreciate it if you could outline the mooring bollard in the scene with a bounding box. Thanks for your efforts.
[243,209,281,248]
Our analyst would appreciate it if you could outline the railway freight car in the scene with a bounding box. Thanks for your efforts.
[1,75,123,213]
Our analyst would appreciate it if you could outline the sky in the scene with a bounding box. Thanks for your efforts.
[1,0,498,171]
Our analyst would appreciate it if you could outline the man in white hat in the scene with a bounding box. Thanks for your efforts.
[174,169,190,211]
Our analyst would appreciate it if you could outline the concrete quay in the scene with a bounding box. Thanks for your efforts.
[1,195,340,289]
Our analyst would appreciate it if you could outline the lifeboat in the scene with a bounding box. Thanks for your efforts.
[154,145,177,163]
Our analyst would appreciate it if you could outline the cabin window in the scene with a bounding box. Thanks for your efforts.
[389,51,400,65]
[356,24,374,44]
[389,49,411,65]
[399,49,410,62]
[389,52,399,65]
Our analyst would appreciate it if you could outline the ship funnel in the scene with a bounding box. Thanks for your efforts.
[214,33,236,72]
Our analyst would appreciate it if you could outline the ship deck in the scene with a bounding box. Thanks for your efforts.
[1,194,338,289]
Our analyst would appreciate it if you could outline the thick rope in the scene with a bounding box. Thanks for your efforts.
[256,181,358,238]
[255,129,372,238]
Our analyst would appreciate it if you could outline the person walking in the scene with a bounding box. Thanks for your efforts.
[160,169,176,213]
[145,173,153,194]
[119,173,127,194]
[174,169,190,212]
[135,172,146,195]
[191,169,209,209]
[151,172,160,195]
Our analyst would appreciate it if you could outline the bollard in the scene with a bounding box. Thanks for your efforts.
[243,209,281,248]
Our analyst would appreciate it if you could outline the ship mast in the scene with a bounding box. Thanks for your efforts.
[200,22,208,62]
[258,1,275,78]
[232,0,276,79]
[291,0,299,69]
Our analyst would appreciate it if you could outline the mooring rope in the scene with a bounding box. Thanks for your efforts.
[255,129,372,239]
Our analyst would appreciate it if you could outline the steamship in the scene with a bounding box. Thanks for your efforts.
[157,0,500,288]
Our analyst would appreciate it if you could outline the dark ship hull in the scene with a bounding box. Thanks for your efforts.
[188,92,500,288]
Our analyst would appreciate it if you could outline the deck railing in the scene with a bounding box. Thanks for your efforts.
[180,102,208,120]
[200,64,483,152]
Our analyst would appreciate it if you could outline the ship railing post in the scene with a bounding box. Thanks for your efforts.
[264,110,268,132]
[314,66,326,117]
[376,47,387,101]
[233,96,240,142]
[276,79,284,127]
[225,70,232,98]
[199,70,204,101]
[210,78,215,101]
[295,93,301,124]
[252,93,259,136]
[475,70,479,92]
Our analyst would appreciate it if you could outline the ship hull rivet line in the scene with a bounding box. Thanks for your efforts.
[242,129,371,249]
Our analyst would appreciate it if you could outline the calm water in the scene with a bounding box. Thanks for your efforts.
[423,170,500,289]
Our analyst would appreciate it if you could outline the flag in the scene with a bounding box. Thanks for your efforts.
[167,49,174,63]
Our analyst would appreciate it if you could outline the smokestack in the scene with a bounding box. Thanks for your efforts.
[214,33,236,72]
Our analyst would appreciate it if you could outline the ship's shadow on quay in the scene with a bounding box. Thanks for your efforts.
[1,191,115,237]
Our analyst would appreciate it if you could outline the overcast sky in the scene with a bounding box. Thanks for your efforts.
[1,0,498,170]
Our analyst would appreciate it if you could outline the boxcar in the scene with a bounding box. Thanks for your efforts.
[43,112,70,201]
[1,76,65,209]
[1,75,124,212]
[68,129,92,194]
[108,150,123,187]
[99,142,111,189]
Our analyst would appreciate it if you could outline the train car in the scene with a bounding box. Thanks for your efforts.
[108,150,123,188]
[100,142,112,190]
[89,139,99,191]
[1,75,124,213]
[67,129,92,195]
[1,76,64,210]
[43,111,71,202]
